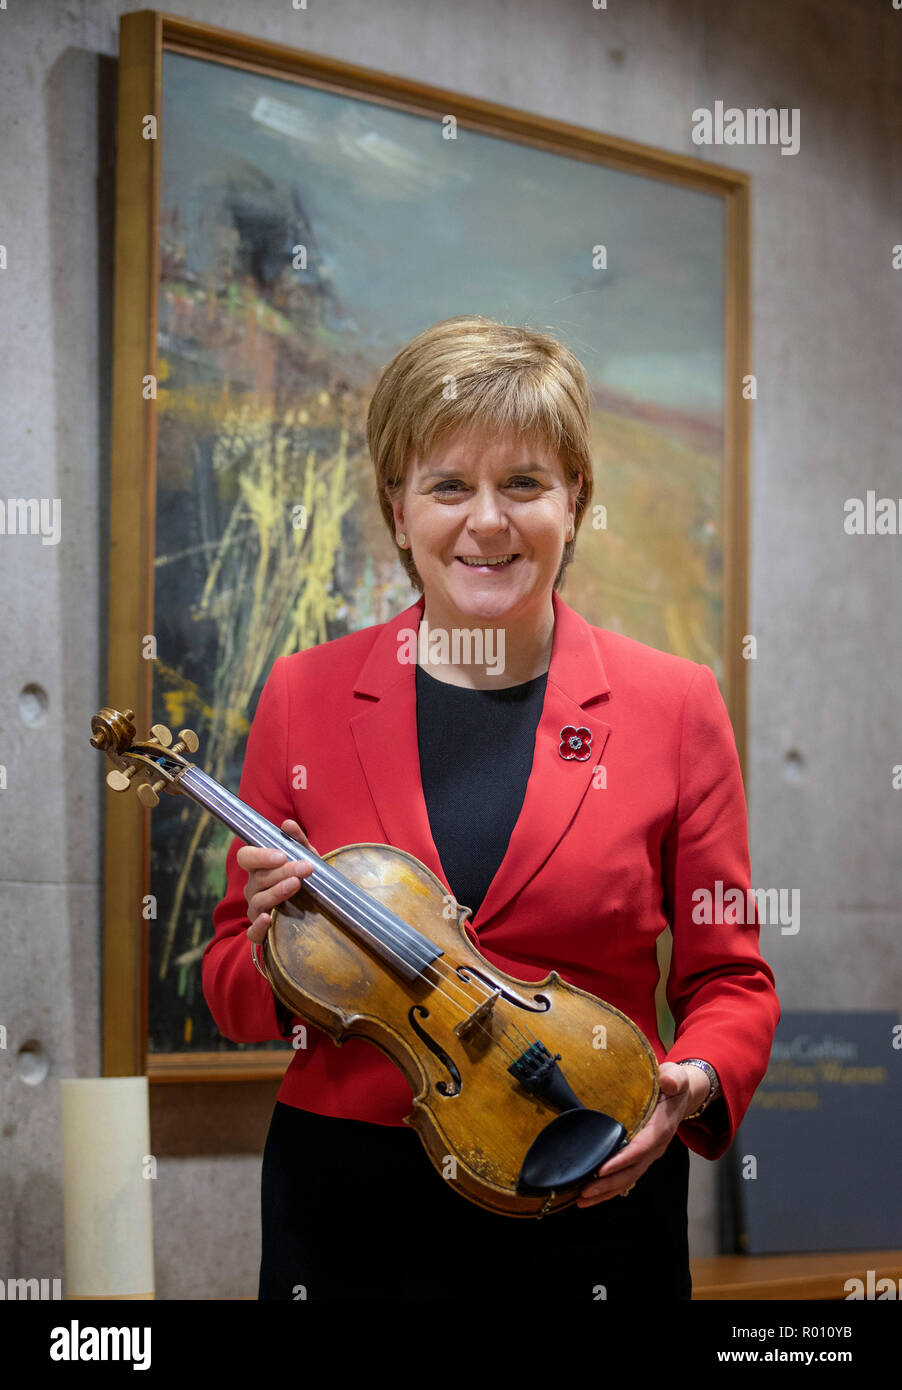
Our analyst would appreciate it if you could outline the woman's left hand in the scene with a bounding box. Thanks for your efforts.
[575,1062,708,1208]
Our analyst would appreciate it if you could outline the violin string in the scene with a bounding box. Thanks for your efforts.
[259,832,548,1065]
[183,769,550,1068]
[189,769,507,1008]
[194,772,558,1069]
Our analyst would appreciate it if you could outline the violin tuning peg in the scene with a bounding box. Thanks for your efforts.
[150,723,173,747]
[136,782,160,808]
[106,768,134,792]
[177,728,199,753]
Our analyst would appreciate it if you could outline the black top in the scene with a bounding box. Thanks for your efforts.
[415,662,548,920]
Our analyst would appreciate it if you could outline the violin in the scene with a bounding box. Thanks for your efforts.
[92,705,659,1219]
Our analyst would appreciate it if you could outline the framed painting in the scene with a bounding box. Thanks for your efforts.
[103,8,750,1080]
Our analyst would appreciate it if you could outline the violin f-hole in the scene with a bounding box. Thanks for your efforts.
[408,1005,462,1097]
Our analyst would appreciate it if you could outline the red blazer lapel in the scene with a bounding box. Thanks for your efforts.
[349,595,443,882]
[349,590,612,933]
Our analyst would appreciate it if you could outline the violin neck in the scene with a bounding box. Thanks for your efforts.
[178,764,328,866]
[176,765,441,983]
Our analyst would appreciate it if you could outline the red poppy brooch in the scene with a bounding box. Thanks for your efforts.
[559,725,592,761]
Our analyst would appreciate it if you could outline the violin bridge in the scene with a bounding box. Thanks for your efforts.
[453,989,500,1039]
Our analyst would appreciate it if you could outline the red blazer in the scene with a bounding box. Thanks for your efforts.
[204,589,780,1160]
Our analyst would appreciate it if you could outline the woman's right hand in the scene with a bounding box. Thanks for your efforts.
[237,818,317,946]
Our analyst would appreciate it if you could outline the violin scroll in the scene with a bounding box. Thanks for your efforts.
[90,706,138,754]
[90,706,199,806]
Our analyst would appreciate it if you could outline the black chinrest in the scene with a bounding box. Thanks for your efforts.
[517,1109,626,1193]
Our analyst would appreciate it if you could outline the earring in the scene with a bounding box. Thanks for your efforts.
[397,533,407,547]
[566,524,574,541]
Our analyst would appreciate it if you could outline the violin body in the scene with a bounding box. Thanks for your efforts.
[264,841,659,1218]
[90,705,660,1220]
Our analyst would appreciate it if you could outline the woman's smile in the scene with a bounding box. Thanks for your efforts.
[455,552,520,571]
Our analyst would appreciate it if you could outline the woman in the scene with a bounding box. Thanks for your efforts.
[204,314,780,1301]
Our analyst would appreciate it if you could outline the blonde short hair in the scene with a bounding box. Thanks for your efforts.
[366,314,595,591]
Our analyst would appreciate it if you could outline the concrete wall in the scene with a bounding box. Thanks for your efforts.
[1,0,899,1299]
